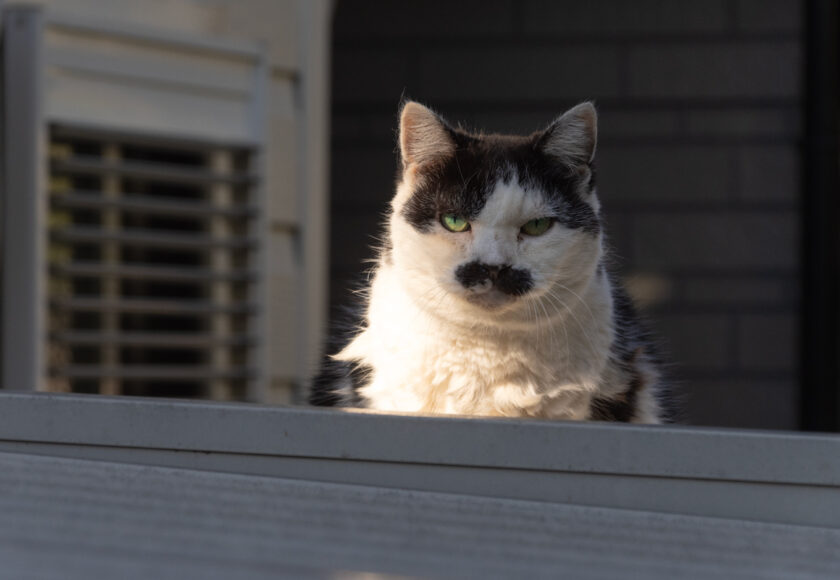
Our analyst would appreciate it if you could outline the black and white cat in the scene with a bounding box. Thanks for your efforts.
[311,101,668,423]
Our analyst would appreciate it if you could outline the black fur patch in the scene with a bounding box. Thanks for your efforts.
[588,270,669,422]
[309,358,351,406]
[401,129,600,235]
[310,356,370,407]
[309,285,372,407]
[455,261,534,296]
[590,370,643,422]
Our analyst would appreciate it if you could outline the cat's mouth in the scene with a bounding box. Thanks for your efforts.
[463,287,518,310]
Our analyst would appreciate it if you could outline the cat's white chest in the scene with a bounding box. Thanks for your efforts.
[356,334,595,419]
[335,263,612,419]
[342,304,605,419]
[371,337,520,410]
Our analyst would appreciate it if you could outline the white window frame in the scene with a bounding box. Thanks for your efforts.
[1,2,332,402]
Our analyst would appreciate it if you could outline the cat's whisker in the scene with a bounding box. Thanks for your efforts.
[462,168,480,191]
[528,267,600,327]
[415,286,451,323]
[454,155,467,187]
[544,289,600,357]
[534,295,566,366]
[524,298,541,350]
[537,294,572,369]
[526,295,542,336]
[554,282,600,327]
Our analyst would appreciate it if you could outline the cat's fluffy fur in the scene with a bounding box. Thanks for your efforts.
[311,101,667,423]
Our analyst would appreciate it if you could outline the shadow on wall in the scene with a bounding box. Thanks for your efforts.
[329,0,802,430]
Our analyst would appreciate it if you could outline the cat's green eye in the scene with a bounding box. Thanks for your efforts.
[521,217,554,236]
[441,214,470,233]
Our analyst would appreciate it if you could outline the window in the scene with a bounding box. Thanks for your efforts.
[1,1,329,403]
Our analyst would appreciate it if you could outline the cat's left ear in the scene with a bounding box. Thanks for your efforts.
[538,102,598,167]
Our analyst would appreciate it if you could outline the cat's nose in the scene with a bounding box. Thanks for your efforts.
[456,261,534,296]
[455,261,510,289]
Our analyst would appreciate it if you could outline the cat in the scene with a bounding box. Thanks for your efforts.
[310,101,668,424]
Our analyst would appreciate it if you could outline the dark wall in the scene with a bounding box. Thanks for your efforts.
[329,0,803,429]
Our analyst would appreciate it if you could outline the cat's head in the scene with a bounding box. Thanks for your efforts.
[387,101,604,325]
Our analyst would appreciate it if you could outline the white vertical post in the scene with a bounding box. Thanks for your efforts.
[295,0,333,399]
[1,7,45,391]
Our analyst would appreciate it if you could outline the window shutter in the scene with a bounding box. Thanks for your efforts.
[47,129,261,399]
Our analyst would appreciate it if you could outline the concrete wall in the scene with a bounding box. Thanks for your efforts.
[329,0,803,429]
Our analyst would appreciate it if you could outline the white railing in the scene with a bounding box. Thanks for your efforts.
[0,391,838,528]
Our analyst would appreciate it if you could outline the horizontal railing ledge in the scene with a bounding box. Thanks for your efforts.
[1,392,838,528]
[0,392,837,486]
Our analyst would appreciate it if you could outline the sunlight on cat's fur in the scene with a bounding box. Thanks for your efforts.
[311,101,667,423]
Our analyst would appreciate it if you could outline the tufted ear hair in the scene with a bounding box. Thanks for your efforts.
[538,102,598,166]
[399,101,456,167]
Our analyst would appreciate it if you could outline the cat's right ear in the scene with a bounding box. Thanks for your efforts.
[538,102,598,167]
[399,101,456,168]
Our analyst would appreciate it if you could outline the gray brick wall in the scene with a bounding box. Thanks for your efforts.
[330,0,803,429]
